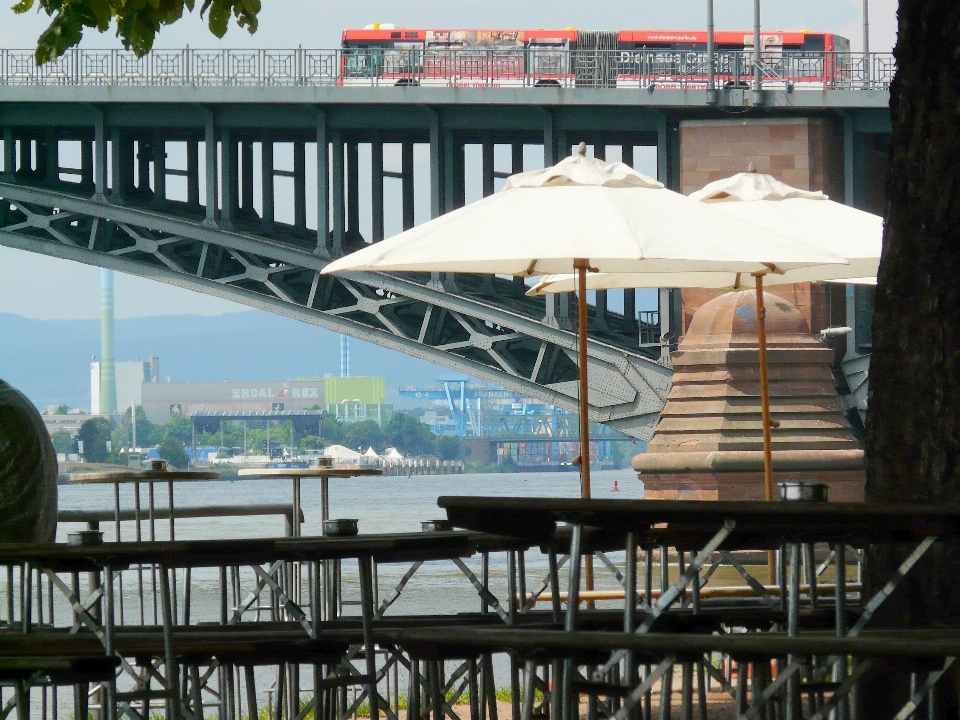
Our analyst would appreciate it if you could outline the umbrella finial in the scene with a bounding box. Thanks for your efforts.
[577,141,587,157]
[748,162,758,173]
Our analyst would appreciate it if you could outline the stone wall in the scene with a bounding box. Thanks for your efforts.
[677,117,845,336]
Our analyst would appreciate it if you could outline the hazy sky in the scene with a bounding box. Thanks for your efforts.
[0,0,897,320]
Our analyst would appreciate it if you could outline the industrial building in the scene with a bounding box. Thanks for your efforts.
[90,357,159,414]
[140,380,328,424]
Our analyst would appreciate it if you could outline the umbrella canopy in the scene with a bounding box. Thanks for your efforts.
[527,171,879,295]
[322,150,848,593]
[321,157,847,278]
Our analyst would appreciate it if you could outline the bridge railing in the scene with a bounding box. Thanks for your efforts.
[0,47,895,89]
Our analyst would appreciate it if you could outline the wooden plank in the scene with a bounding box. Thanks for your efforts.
[388,627,960,662]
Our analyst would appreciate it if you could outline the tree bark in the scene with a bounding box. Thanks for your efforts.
[864,0,960,714]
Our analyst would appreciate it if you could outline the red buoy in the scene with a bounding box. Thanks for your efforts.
[612,480,620,492]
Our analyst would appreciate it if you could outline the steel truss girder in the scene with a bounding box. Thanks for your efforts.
[0,182,671,439]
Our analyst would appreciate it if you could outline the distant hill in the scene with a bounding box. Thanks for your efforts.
[0,311,464,409]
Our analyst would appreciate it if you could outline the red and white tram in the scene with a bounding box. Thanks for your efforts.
[339,26,851,89]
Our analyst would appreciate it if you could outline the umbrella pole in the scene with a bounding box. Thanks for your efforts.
[754,273,777,583]
[575,260,595,598]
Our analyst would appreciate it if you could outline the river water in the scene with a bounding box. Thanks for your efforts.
[29,469,646,714]
[55,469,644,622]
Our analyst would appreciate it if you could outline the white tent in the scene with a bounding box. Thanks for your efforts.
[363,447,380,458]
[323,444,362,461]
[383,447,404,461]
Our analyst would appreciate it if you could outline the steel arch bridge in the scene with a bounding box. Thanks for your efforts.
[0,53,889,438]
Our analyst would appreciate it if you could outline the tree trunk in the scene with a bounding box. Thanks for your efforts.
[863,0,960,714]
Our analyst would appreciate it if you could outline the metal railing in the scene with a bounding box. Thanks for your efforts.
[0,48,895,90]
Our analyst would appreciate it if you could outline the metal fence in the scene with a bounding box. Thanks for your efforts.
[0,47,895,89]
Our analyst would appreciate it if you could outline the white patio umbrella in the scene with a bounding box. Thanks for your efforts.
[322,148,846,507]
[527,169,878,504]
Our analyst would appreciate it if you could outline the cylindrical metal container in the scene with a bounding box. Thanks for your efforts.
[68,530,104,546]
[324,518,359,536]
[778,481,829,502]
[421,519,452,532]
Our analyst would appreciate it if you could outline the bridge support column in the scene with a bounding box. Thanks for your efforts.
[440,129,461,292]
[294,139,306,232]
[428,112,444,291]
[151,132,165,207]
[346,140,359,240]
[331,129,344,255]
[220,129,237,228]
[543,111,555,166]
[3,127,17,176]
[111,129,134,204]
[187,140,200,207]
[589,134,610,329]
[43,130,58,184]
[316,110,330,256]
[18,136,31,175]
[401,141,414,231]
[80,138,93,189]
[136,136,150,194]
[94,112,107,201]
[261,131,274,233]
[240,139,254,216]
[203,113,218,226]
[511,142,527,296]
[478,133,497,295]
[1,128,12,177]
[371,134,384,243]
[481,133,494,198]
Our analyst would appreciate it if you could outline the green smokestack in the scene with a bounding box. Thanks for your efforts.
[100,268,117,414]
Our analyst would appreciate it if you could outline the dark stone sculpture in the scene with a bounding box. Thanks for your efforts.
[0,379,58,542]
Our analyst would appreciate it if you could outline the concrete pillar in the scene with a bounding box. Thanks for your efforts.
[481,134,494,198]
[346,141,360,235]
[316,109,329,255]
[511,143,526,295]
[44,130,58,184]
[453,140,465,210]
[241,140,254,213]
[220,129,237,227]
[294,139,306,231]
[593,132,605,160]
[80,138,93,188]
[136,137,150,192]
[110,129,124,201]
[429,115,443,220]
[543,111,555,166]
[151,132,165,205]
[18,137,31,174]
[260,131,274,232]
[1,128,13,176]
[186,140,200,206]
[331,129,344,255]
[94,113,107,201]
[371,135,384,242]
[203,113,217,226]
[401,141,415,230]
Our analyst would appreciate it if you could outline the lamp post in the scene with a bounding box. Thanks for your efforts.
[706,0,717,104]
